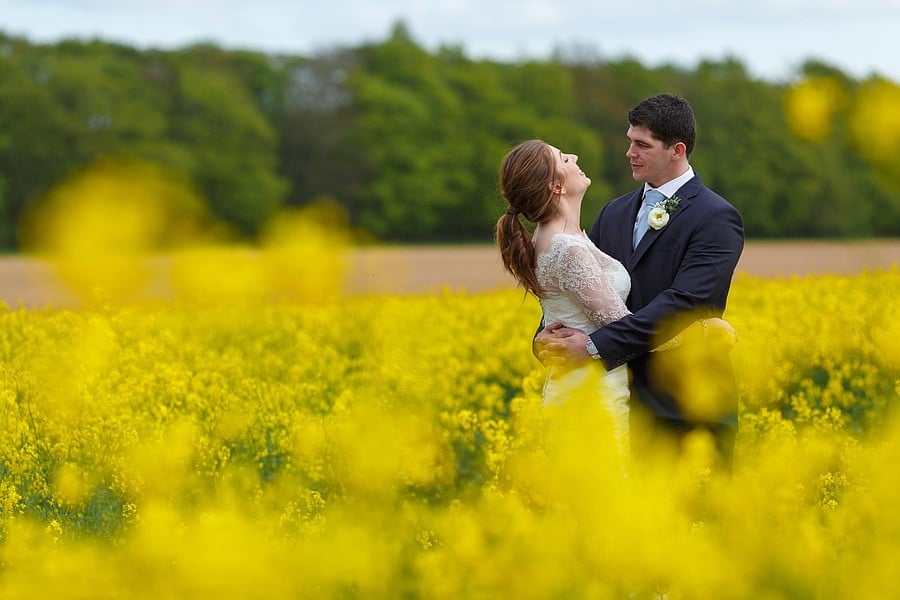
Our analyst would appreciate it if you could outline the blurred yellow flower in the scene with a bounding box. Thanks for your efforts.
[0,269,896,597]
[20,158,209,303]
[849,79,900,169]
[785,76,846,142]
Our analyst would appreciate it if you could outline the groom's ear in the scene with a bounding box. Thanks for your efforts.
[671,141,688,160]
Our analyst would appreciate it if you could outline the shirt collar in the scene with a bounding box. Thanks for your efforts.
[643,166,694,199]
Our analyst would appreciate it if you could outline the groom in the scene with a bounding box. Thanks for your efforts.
[536,93,744,468]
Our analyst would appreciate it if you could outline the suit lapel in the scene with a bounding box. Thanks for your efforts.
[626,177,701,271]
[616,189,643,261]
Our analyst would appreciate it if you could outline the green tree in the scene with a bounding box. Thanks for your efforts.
[686,59,798,237]
[349,24,476,240]
[1,29,898,244]
[168,49,287,236]
[0,38,77,249]
[278,50,368,226]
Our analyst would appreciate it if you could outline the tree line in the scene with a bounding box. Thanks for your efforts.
[1,22,898,250]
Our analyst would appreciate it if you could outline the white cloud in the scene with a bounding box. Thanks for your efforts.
[0,0,898,81]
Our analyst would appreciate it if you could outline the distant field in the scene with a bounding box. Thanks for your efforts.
[344,239,900,294]
[2,240,899,308]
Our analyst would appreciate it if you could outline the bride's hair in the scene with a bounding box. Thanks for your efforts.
[495,139,560,297]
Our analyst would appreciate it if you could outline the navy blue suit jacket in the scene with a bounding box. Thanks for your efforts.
[586,173,744,427]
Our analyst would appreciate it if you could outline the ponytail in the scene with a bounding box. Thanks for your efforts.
[495,139,559,297]
[495,211,541,297]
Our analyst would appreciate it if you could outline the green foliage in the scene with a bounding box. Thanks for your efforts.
[0,35,287,248]
[0,27,898,247]
[167,55,286,235]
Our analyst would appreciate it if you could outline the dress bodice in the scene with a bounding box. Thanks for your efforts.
[535,232,633,448]
[535,232,631,333]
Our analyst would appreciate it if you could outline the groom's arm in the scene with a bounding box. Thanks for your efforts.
[589,204,744,369]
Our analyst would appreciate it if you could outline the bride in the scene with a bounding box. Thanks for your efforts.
[494,139,732,448]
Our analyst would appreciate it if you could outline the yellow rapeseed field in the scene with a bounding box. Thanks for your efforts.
[1,251,899,598]
[3,169,900,598]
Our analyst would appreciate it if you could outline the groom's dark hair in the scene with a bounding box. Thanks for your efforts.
[628,93,696,157]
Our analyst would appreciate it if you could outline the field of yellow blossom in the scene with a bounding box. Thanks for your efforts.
[1,247,899,598]
[1,72,899,597]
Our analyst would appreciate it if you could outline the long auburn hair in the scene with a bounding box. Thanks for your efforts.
[494,140,560,297]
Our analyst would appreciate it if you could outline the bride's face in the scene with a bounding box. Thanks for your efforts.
[548,145,590,195]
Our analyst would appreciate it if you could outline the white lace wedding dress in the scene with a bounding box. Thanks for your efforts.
[535,231,632,444]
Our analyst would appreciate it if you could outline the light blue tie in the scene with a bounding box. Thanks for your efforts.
[633,189,666,249]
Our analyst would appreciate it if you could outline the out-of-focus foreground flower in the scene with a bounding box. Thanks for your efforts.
[0,269,898,598]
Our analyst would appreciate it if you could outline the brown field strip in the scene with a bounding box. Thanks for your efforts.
[2,240,898,309]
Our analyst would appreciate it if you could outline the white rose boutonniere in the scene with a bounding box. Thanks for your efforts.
[647,196,681,230]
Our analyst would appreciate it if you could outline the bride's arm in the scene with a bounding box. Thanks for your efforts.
[531,243,630,367]
[555,244,631,328]
[652,317,738,351]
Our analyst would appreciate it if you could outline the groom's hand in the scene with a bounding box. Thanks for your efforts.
[535,322,591,371]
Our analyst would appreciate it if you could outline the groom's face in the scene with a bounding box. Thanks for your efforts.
[626,125,676,188]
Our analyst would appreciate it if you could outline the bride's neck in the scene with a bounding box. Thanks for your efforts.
[543,194,583,234]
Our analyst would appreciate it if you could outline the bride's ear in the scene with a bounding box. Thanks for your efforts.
[549,180,564,195]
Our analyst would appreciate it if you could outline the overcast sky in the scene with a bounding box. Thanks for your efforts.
[1,0,898,83]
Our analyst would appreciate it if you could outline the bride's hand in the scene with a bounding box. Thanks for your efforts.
[534,322,567,366]
[535,322,590,371]
[701,317,738,346]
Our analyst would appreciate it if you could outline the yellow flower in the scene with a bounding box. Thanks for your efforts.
[0,268,897,597]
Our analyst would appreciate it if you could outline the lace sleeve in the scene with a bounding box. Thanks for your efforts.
[551,241,631,328]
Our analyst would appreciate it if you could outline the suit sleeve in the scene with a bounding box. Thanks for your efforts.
[589,204,744,369]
